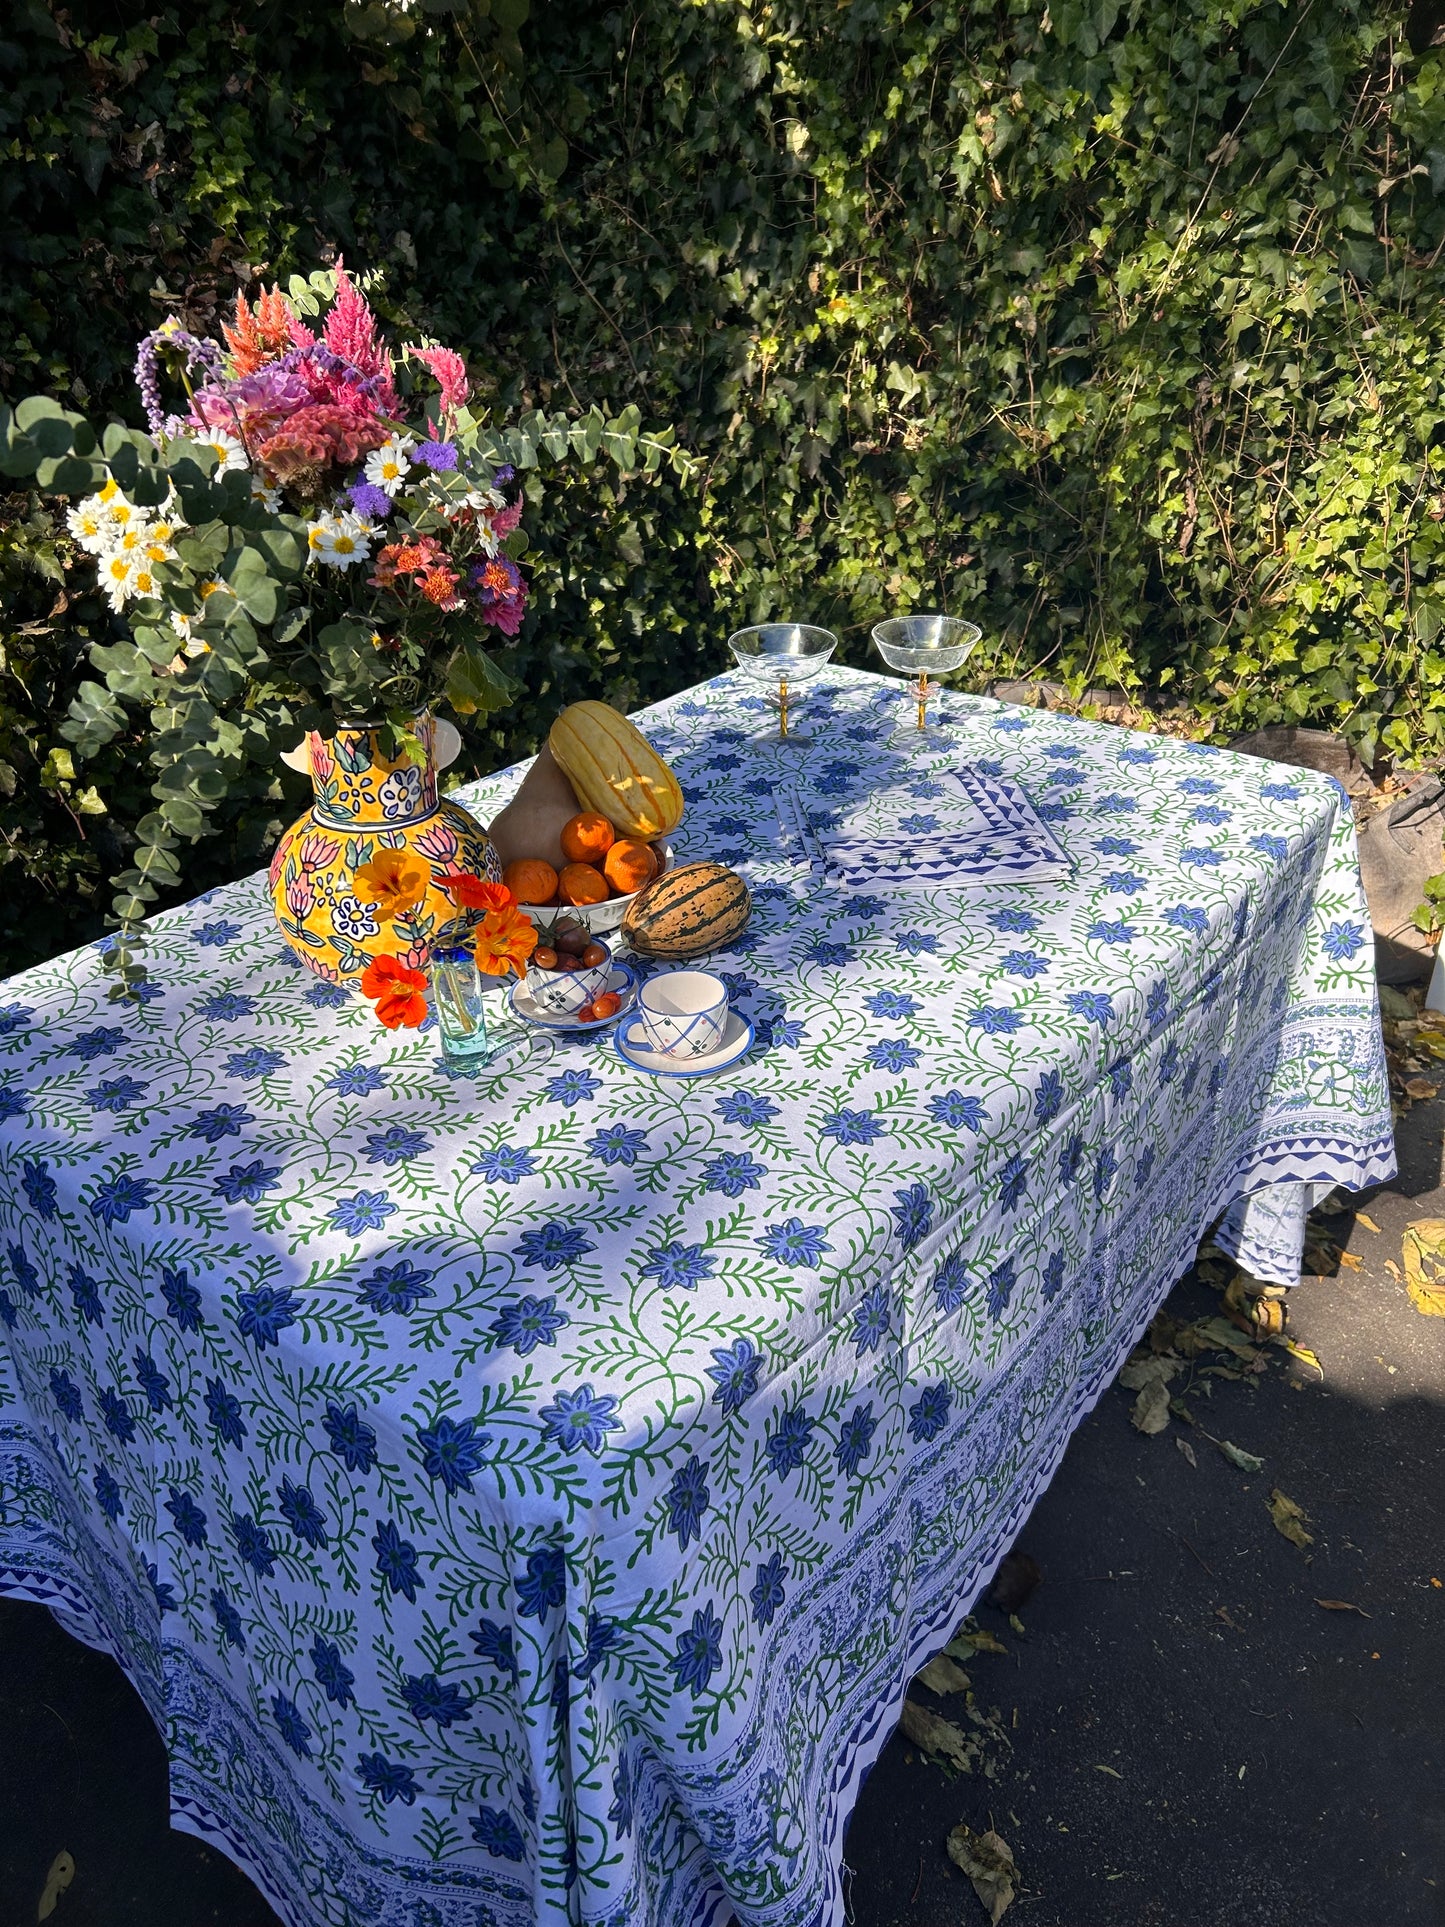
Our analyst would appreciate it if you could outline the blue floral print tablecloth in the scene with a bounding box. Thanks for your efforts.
[0,668,1394,1927]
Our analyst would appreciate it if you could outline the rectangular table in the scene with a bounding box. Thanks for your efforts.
[0,667,1393,1927]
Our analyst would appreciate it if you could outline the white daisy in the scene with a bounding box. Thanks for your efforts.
[308,511,373,570]
[251,475,282,513]
[65,499,110,554]
[362,433,417,498]
[130,565,159,601]
[100,552,135,609]
[181,429,247,474]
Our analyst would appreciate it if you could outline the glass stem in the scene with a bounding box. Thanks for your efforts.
[779,677,790,738]
[916,674,929,732]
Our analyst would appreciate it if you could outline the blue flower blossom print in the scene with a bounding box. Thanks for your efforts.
[821,1107,884,1146]
[835,1402,878,1475]
[547,1067,604,1107]
[415,1416,492,1495]
[402,1673,472,1727]
[490,1294,569,1355]
[365,1126,431,1168]
[194,920,243,947]
[205,1378,246,1448]
[215,1159,284,1205]
[1250,833,1289,862]
[86,1075,147,1113]
[1321,921,1365,961]
[68,1265,103,1326]
[305,981,350,1010]
[89,1175,155,1225]
[471,1619,521,1682]
[515,1221,596,1272]
[998,1154,1029,1213]
[750,1553,788,1628]
[703,1151,768,1196]
[324,1402,378,1473]
[540,1386,624,1456]
[67,1025,128,1060]
[866,990,919,1020]
[986,1259,1018,1318]
[328,1190,398,1234]
[639,1242,717,1291]
[765,1408,815,1478]
[235,1285,299,1349]
[757,1219,833,1269]
[360,1261,435,1316]
[1034,1070,1064,1123]
[516,1548,566,1621]
[471,1146,539,1184]
[706,1339,761,1414]
[587,1124,649,1168]
[93,1467,122,1521]
[907,1384,953,1443]
[1104,869,1147,895]
[894,930,940,955]
[134,1352,172,1412]
[21,1158,57,1220]
[932,1252,970,1313]
[1041,1252,1066,1301]
[50,1369,84,1421]
[1096,836,1139,857]
[271,1693,312,1758]
[225,1046,287,1081]
[989,908,1040,934]
[1165,904,1208,935]
[1087,920,1134,944]
[372,1522,422,1602]
[929,1091,987,1131]
[867,1038,921,1071]
[230,1511,277,1577]
[1066,991,1114,1027]
[164,1487,208,1546]
[715,1090,779,1127]
[890,1183,932,1251]
[663,1457,711,1549]
[200,991,257,1021]
[279,1478,329,1547]
[311,1636,356,1706]
[1001,949,1050,977]
[325,1064,388,1097]
[358,1755,419,1806]
[968,1005,1022,1035]
[188,1103,255,1144]
[670,1605,724,1698]
[851,1284,894,1355]
[470,1807,525,1861]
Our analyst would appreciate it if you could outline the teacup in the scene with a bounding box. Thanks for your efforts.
[638,970,729,1059]
[526,940,613,1018]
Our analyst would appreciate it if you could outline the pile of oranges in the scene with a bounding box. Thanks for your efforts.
[503,812,663,909]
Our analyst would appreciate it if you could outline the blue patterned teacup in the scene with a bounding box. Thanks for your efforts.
[638,971,729,1059]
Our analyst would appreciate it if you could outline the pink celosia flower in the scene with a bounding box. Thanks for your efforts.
[259,403,389,487]
[412,344,470,414]
[323,259,399,415]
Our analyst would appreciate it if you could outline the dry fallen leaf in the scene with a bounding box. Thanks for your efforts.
[1119,1352,1183,1391]
[1130,1378,1172,1435]
[1217,1438,1265,1474]
[1268,1488,1314,1550]
[1338,1250,1364,1270]
[1402,1220,1445,1316]
[1093,1762,1124,1778]
[900,1698,981,1773]
[1356,1212,1382,1235]
[1404,1077,1439,1099]
[37,1851,75,1923]
[1281,1338,1323,1375]
[916,1654,973,1697]
[1315,1598,1371,1617]
[947,1620,1009,1658]
[946,1822,1018,1924]
[1176,1437,1198,1468]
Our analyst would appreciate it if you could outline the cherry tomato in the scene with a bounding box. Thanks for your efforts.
[590,991,622,1019]
[580,942,608,968]
[556,923,589,954]
[532,946,558,971]
[576,1001,598,1023]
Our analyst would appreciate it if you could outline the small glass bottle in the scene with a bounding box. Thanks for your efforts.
[429,945,494,1068]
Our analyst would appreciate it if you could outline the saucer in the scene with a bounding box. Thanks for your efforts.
[509,965,637,1033]
[613,1008,754,1078]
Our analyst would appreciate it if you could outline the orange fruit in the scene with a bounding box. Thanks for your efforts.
[558,862,609,906]
[604,838,657,896]
[560,811,617,865]
[503,858,560,905]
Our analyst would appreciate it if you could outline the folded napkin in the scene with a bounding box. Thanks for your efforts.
[783,764,1073,889]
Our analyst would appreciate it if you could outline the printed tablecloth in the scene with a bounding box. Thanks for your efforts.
[0,668,1394,1927]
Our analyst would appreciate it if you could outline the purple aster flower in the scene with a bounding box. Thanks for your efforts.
[413,439,459,471]
[349,480,392,519]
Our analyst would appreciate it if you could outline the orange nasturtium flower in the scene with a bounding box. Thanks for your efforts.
[446,873,515,914]
[474,905,538,979]
[352,848,431,922]
[359,955,429,1029]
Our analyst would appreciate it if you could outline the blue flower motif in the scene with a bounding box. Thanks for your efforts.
[540,1385,624,1456]
[1107,1059,1133,1098]
[1034,803,1074,823]
[1141,980,1170,1030]
[765,1407,815,1478]
[0,1290,16,1329]
[895,930,940,955]
[1192,804,1231,825]
[86,1074,147,1113]
[891,1182,932,1251]
[209,1589,246,1650]
[868,1035,923,1072]
[715,1088,780,1126]
[1250,833,1289,862]
[1321,920,1365,961]
[1001,949,1050,977]
[0,1002,34,1034]
[1096,836,1139,857]
[100,1387,136,1442]
[703,1150,768,1196]
[990,908,1041,935]
[68,1025,128,1060]
[416,1414,492,1495]
[93,1466,122,1520]
[89,1174,155,1225]
[515,1220,596,1272]
[1208,1056,1229,1098]
[706,1338,761,1415]
[1116,743,1157,764]
[516,1546,566,1620]
[401,1671,473,1726]
[21,1158,57,1221]
[490,1293,569,1355]
[165,1486,208,1546]
[187,1102,255,1144]
[586,1123,649,1167]
[470,1806,525,1861]
[471,1145,539,1184]
[229,1511,276,1577]
[546,1068,602,1107]
[1159,1040,1181,1083]
[998,1153,1029,1213]
[637,1240,717,1293]
[670,1604,724,1698]
[993,715,1028,732]
[304,981,350,1009]
[1043,743,1083,761]
[968,1005,1022,1035]
[1165,904,1208,935]
[7,1241,37,1295]
[373,1520,422,1600]
[1104,869,1147,895]
[1180,846,1224,869]
[1059,1134,1085,1184]
[929,1090,987,1132]
[311,1635,356,1706]
[1041,1251,1067,1301]
[215,1158,283,1205]
[750,1552,788,1628]
[471,1617,521,1681]
[200,992,257,1020]
[324,1400,378,1473]
[1178,776,1220,796]
[1135,1146,1156,1188]
[851,1283,894,1354]
[1087,920,1134,944]
[835,1401,878,1475]
[270,1692,312,1758]
[68,1263,103,1326]
[757,1217,833,1269]
[49,1368,84,1421]
[365,1125,431,1167]
[1029,1069,1063,1124]
[224,1045,287,1081]
[360,1259,435,1316]
[987,1258,1017,1318]
[866,990,920,1019]
[821,1107,884,1146]
[755,1014,807,1050]
[205,1377,246,1448]
[1181,1057,1201,1098]
[908,1383,953,1442]
[807,940,855,967]
[663,1455,711,1549]
[932,1252,970,1312]
[1067,990,1114,1027]
[1260,782,1301,800]
[719,971,760,1001]
[325,1064,388,1097]
[279,1477,329,1547]
[194,919,243,947]
[328,1188,399,1236]
[133,1350,172,1411]
[1094,1146,1118,1201]
[358,1754,419,1805]
[235,1284,299,1349]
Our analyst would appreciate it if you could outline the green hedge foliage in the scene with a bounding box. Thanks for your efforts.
[2,0,1443,970]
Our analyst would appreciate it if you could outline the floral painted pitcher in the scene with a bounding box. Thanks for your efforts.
[268,716,502,984]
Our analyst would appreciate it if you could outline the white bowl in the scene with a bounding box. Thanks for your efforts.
[517,839,673,937]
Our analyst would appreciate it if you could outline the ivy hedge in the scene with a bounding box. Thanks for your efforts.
[2,0,1443,971]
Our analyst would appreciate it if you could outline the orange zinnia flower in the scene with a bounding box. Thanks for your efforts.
[352,848,431,922]
[474,905,538,979]
[359,955,429,1029]
[446,873,515,913]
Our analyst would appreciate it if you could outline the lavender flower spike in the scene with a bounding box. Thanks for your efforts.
[134,324,226,438]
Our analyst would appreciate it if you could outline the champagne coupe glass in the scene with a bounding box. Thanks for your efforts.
[728,624,839,749]
[871,614,983,746]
